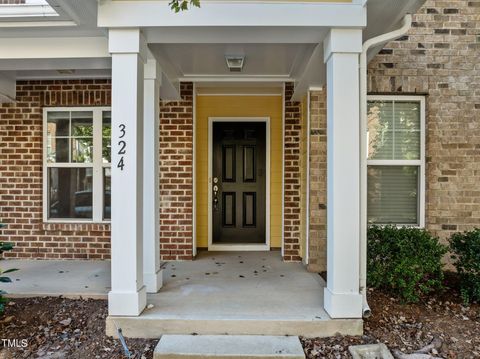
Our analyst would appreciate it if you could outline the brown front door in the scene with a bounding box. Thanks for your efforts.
[212,122,266,244]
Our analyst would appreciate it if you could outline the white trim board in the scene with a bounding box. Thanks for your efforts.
[281,83,285,258]
[207,117,271,252]
[192,83,197,257]
[304,90,311,265]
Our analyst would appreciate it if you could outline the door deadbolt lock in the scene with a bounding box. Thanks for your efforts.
[213,177,218,184]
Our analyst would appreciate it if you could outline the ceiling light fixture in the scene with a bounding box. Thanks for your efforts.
[225,55,245,72]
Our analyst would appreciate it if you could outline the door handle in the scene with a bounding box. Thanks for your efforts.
[213,178,219,211]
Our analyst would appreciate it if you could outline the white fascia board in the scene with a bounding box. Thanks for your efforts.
[98,1,366,28]
[0,37,109,59]
[15,69,112,80]
[0,57,111,71]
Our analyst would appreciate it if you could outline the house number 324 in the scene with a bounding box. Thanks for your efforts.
[117,124,126,171]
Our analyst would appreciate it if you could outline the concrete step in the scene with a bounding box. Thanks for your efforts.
[106,316,363,338]
[153,335,306,359]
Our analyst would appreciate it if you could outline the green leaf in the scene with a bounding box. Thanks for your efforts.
[0,277,12,283]
[168,0,200,12]
[1,268,18,274]
[367,225,446,303]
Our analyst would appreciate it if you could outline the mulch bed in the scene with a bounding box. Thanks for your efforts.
[303,289,479,358]
[0,275,478,358]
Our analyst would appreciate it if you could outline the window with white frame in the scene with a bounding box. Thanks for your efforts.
[43,108,111,222]
[367,96,425,226]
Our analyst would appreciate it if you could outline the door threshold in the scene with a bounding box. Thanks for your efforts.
[208,244,270,251]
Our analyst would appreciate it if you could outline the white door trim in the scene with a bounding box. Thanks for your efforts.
[207,117,271,251]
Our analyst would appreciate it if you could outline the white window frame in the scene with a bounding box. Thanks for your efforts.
[366,95,426,227]
[42,107,111,223]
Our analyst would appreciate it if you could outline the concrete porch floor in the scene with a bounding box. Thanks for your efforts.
[107,251,363,338]
[0,259,110,299]
[0,252,363,338]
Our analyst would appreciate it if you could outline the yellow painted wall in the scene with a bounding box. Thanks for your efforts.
[195,95,283,248]
[299,95,309,260]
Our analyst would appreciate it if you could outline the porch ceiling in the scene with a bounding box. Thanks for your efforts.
[149,42,319,82]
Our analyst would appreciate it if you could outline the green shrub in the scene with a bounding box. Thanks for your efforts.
[0,225,17,314]
[449,228,480,304]
[367,225,447,303]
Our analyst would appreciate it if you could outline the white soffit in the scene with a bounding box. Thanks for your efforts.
[0,0,58,19]
[0,0,104,37]
[150,43,317,80]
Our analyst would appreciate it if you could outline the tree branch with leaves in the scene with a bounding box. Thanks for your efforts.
[169,0,200,12]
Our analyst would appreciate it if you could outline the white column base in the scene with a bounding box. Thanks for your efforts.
[324,287,362,319]
[144,268,163,293]
[108,285,147,316]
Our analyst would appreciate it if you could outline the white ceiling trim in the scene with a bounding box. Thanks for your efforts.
[144,27,329,44]
[0,20,76,27]
[179,76,291,83]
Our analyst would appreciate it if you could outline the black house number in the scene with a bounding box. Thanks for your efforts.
[117,124,126,171]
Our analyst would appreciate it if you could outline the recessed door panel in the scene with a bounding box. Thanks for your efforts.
[222,145,236,182]
[243,192,256,227]
[222,192,236,227]
[212,122,266,244]
[243,146,256,182]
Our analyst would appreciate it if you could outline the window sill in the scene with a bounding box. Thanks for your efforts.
[42,221,111,231]
[368,223,424,229]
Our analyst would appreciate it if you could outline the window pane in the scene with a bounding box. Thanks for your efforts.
[102,111,111,163]
[47,137,69,163]
[367,166,419,225]
[48,167,93,219]
[368,100,421,160]
[368,101,393,159]
[47,112,69,137]
[71,112,93,137]
[71,137,93,163]
[103,167,111,220]
[393,102,421,160]
[47,112,70,163]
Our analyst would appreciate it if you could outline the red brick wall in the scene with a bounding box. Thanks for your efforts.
[1,79,298,262]
[159,83,194,260]
[0,80,111,259]
[283,83,302,261]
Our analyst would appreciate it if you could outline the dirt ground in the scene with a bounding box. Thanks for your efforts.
[0,277,478,358]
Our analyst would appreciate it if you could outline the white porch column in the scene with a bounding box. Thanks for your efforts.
[108,28,147,316]
[323,28,363,319]
[143,57,163,293]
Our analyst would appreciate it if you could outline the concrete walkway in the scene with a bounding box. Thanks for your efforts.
[0,259,110,299]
